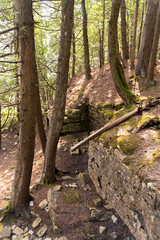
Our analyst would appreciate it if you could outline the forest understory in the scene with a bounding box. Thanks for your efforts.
[0,61,160,239]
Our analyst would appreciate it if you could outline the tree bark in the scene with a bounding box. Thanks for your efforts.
[72,27,76,79]
[11,0,37,214]
[147,1,160,86]
[136,0,158,77]
[130,0,139,69]
[120,0,129,60]
[108,0,135,106]
[99,0,105,68]
[35,78,47,153]
[0,105,1,149]
[82,0,92,80]
[42,0,74,184]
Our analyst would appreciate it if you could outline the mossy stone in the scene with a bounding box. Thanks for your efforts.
[117,134,141,155]
[100,128,118,149]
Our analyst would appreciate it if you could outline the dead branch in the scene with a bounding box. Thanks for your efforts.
[0,52,17,58]
[0,27,17,35]
[0,85,19,95]
[71,98,160,152]
[0,60,21,64]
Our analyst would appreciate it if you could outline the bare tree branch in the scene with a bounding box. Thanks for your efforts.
[0,60,21,64]
[0,52,17,58]
[0,27,17,35]
[0,85,19,95]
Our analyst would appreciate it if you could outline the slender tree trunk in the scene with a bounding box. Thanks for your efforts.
[99,0,105,68]
[82,0,92,80]
[147,1,160,86]
[136,0,158,77]
[108,0,135,106]
[138,0,145,51]
[130,0,139,69]
[42,0,74,184]
[35,79,47,153]
[11,0,37,214]
[121,0,129,59]
[72,28,76,79]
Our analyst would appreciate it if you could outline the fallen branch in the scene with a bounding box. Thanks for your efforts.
[71,98,160,152]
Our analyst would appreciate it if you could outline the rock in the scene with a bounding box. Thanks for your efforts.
[54,237,68,240]
[48,189,59,233]
[104,204,112,210]
[21,237,29,240]
[111,215,118,224]
[60,175,73,181]
[110,231,117,239]
[99,226,106,234]
[44,238,52,240]
[90,209,112,221]
[93,198,103,207]
[0,226,11,238]
[32,217,42,228]
[11,225,17,231]
[53,185,62,191]
[23,227,28,233]
[29,200,33,207]
[13,227,24,235]
[38,199,48,209]
[86,184,91,191]
[12,234,23,240]
[28,230,33,235]
[66,183,77,188]
[37,224,47,237]
[77,172,86,188]
[70,148,80,155]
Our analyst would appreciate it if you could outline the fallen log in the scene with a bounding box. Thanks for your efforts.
[71,98,160,152]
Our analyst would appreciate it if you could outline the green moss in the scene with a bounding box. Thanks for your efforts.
[99,108,114,120]
[103,101,113,108]
[0,202,16,225]
[117,134,141,155]
[63,190,83,205]
[122,156,135,166]
[100,128,118,149]
[136,114,160,131]
[151,131,160,143]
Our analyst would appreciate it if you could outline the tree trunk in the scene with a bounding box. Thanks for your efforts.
[0,104,1,149]
[99,0,105,68]
[35,78,47,153]
[135,0,158,77]
[138,0,145,52]
[82,0,92,80]
[42,0,74,184]
[120,0,129,60]
[108,0,135,106]
[11,0,37,214]
[72,28,76,79]
[130,0,139,69]
[147,1,160,86]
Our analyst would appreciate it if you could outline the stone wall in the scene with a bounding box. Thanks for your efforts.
[88,114,160,240]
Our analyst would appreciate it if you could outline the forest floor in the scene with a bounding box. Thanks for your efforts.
[0,61,160,240]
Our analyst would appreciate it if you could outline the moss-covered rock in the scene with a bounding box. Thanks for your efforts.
[100,128,118,149]
[117,134,142,155]
[134,114,160,132]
